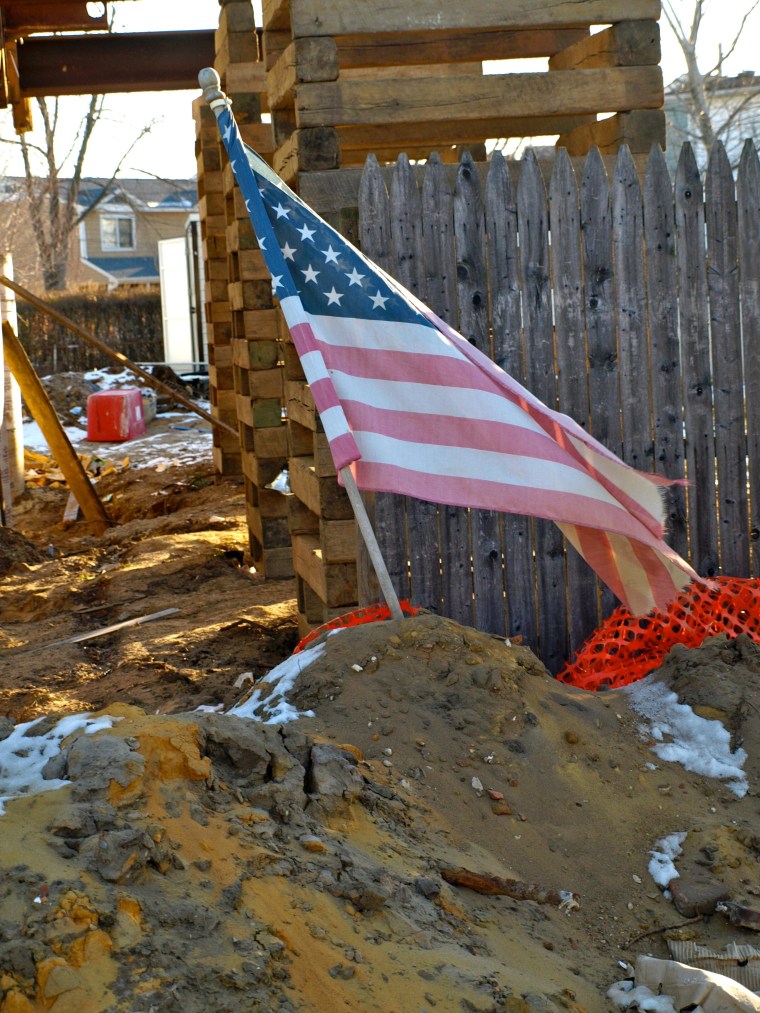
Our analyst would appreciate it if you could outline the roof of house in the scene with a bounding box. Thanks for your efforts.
[76,178,197,212]
[85,255,159,283]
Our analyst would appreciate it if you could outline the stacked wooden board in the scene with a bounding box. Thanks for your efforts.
[195,1,294,577]
[261,0,665,186]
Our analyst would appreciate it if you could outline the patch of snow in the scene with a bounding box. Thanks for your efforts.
[648,831,687,888]
[0,713,115,815]
[625,677,748,797]
[608,978,677,1012]
[228,644,322,724]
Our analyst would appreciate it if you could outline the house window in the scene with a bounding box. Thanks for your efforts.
[100,215,135,251]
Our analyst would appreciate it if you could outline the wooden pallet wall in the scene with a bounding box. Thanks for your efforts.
[261,0,665,187]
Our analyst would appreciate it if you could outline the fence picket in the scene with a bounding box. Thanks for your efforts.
[485,152,537,645]
[550,148,599,654]
[705,141,749,576]
[423,153,472,623]
[613,145,652,474]
[455,153,506,636]
[351,140,760,671]
[643,144,688,559]
[581,147,620,617]
[738,140,760,577]
[358,154,410,601]
[517,150,567,670]
[389,154,443,610]
[675,143,719,577]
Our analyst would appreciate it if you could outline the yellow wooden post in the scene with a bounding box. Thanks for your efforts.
[2,321,110,531]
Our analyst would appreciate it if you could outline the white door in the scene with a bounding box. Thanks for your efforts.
[158,236,194,371]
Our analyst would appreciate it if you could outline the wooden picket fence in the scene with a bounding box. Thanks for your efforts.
[351,139,760,673]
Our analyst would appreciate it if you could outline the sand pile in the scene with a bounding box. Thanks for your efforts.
[1,613,759,1012]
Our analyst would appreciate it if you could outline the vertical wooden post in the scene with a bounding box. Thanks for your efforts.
[2,322,110,532]
[1,254,24,502]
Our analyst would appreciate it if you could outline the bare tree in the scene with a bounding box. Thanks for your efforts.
[663,0,760,162]
[11,95,152,291]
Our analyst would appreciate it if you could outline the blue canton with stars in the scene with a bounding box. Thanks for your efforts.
[217,105,422,326]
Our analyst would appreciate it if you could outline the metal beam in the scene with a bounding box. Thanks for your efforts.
[16,30,216,95]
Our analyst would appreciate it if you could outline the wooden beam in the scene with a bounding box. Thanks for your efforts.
[335,28,590,67]
[295,66,664,127]
[267,37,338,110]
[276,0,661,36]
[557,108,665,154]
[549,21,660,71]
[2,321,110,532]
[336,114,596,150]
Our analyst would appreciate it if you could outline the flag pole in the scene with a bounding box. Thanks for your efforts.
[340,466,404,621]
[199,69,406,623]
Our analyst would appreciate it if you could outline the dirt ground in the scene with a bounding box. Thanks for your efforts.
[1,403,760,1012]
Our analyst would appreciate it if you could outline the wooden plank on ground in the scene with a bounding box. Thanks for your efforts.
[643,144,688,560]
[455,152,505,636]
[549,20,660,70]
[737,140,760,577]
[358,155,409,602]
[284,0,661,37]
[675,143,718,577]
[517,151,567,672]
[549,148,598,655]
[390,153,442,615]
[613,144,652,474]
[705,141,749,576]
[422,153,473,627]
[295,67,664,127]
[485,151,536,647]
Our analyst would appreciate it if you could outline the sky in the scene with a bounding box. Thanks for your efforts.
[0,0,758,180]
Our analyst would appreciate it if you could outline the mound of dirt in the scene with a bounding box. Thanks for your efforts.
[1,449,760,1012]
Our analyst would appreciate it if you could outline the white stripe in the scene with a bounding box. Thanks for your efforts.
[354,430,627,513]
[320,405,352,442]
[567,434,665,528]
[300,349,330,384]
[330,371,548,434]
[280,296,462,358]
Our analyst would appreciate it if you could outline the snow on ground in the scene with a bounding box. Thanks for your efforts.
[0,713,116,814]
[625,676,749,797]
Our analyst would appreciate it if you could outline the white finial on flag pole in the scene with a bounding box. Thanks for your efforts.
[199,67,229,114]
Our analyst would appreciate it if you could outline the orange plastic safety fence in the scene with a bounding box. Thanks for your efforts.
[294,600,420,654]
[558,576,760,691]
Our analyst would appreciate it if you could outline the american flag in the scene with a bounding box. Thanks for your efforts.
[215,104,697,615]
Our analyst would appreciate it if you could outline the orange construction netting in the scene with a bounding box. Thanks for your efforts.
[294,599,421,653]
[557,576,760,691]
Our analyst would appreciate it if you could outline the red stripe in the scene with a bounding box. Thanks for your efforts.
[342,399,574,463]
[572,526,626,604]
[351,459,668,547]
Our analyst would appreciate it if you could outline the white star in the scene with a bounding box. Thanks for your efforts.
[322,245,340,264]
[369,290,389,310]
[271,275,284,292]
[223,122,232,142]
[302,264,320,283]
[281,242,297,261]
[273,203,291,219]
[297,223,316,242]
[324,287,343,306]
[259,237,267,250]
[345,267,365,287]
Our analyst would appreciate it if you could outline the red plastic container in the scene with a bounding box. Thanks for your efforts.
[86,388,146,442]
